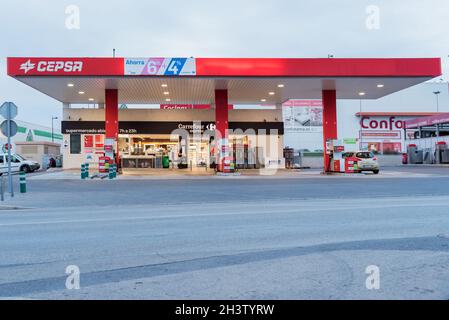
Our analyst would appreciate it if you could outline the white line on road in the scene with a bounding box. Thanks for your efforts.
[1,196,448,227]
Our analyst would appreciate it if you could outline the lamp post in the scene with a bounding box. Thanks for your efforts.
[433,91,441,112]
[359,99,363,150]
[51,116,58,142]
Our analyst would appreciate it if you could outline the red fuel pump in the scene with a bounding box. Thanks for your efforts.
[99,156,111,173]
[345,156,359,173]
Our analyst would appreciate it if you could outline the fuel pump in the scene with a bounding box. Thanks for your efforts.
[330,140,345,173]
[326,139,358,173]
[104,138,116,164]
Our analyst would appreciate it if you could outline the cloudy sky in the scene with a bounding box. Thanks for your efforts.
[1,0,449,127]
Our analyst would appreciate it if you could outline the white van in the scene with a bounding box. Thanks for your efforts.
[0,154,40,175]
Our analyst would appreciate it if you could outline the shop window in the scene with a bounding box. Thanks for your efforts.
[70,134,81,154]
[382,142,402,155]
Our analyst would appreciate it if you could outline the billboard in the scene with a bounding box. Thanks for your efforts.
[124,58,196,76]
[282,100,323,133]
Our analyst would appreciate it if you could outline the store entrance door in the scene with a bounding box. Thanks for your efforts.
[188,142,209,168]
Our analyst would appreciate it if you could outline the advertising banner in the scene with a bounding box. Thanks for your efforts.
[405,112,449,129]
[282,100,323,133]
[124,58,196,76]
[94,135,104,148]
[84,135,94,148]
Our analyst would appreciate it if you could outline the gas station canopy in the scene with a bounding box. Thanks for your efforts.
[7,57,442,104]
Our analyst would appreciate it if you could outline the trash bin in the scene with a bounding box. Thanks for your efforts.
[162,155,170,168]
[435,141,447,164]
[402,153,408,165]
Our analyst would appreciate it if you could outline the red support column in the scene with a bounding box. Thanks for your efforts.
[322,90,338,172]
[105,89,119,164]
[215,89,229,172]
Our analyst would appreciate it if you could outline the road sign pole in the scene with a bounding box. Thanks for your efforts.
[7,103,13,197]
[0,101,18,197]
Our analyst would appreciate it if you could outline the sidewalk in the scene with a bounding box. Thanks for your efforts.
[25,167,444,180]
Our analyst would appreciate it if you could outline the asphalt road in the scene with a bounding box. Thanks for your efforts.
[1,167,449,299]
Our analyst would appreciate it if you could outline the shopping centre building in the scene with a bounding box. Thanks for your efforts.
[7,57,442,172]
[284,82,449,154]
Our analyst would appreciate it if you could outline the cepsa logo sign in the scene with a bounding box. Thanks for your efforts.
[19,59,83,74]
[361,116,405,130]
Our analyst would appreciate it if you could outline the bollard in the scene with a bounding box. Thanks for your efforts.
[19,171,26,193]
[85,163,89,178]
[81,163,86,179]
[112,163,117,179]
[0,175,4,201]
[108,165,114,179]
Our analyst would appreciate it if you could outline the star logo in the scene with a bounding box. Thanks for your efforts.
[20,59,36,73]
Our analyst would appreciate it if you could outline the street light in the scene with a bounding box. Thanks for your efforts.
[433,91,441,112]
[51,116,58,142]
[359,98,364,150]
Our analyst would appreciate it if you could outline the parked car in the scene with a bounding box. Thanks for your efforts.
[343,151,380,174]
[0,153,40,175]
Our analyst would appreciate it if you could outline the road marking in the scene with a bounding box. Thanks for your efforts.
[1,198,448,227]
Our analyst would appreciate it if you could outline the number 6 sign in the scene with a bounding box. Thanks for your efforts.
[145,58,164,75]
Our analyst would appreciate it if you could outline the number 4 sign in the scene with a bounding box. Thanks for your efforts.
[164,58,186,75]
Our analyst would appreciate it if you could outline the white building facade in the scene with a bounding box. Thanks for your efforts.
[283,82,449,154]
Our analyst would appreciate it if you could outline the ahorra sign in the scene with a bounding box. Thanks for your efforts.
[124,58,196,76]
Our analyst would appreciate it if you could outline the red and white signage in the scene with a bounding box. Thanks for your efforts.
[360,116,405,130]
[7,57,124,76]
[8,57,441,78]
[360,130,401,139]
[84,135,94,148]
[160,104,233,110]
[160,104,209,110]
[358,116,405,140]
[282,100,322,107]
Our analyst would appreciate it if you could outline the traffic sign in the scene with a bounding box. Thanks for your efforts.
[2,143,14,153]
[0,120,18,137]
[0,102,18,198]
[0,102,18,120]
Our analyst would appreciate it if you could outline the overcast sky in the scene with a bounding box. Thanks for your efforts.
[1,0,449,127]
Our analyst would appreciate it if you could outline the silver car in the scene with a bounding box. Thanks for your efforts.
[343,151,380,174]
